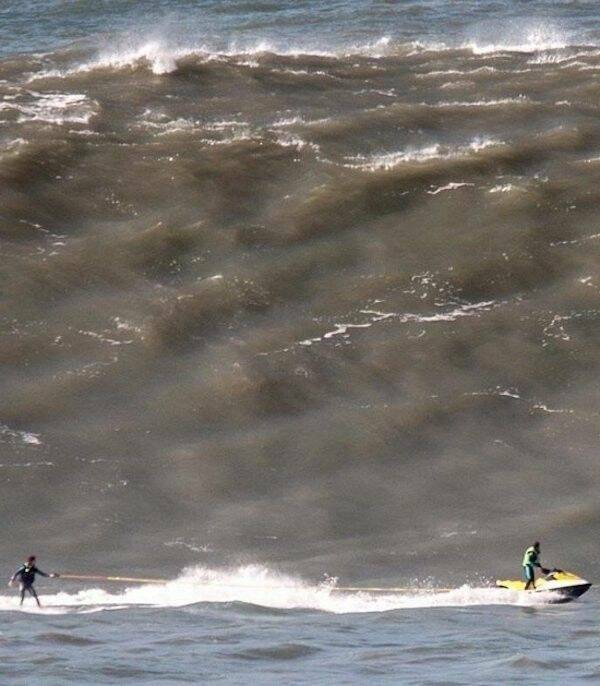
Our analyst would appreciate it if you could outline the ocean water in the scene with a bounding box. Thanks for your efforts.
[1,0,600,681]
[1,567,599,684]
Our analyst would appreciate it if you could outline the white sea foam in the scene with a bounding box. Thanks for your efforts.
[344,144,443,170]
[140,112,319,151]
[489,183,520,193]
[469,386,521,400]
[137,111,254,142]
[462,23,570,55]
[0,92,96,125]
[0,424,42,446]
[164,539,212,554]
[528,48,600,65]
[5,137,27,149]
[24,41,334,81]
[432,96,531,108]
[198,132,255,146]
[0,138,28,157]
[143,117,201,135]
[0,564,553,615]
[344,138,502,171]
[550,232,600,247]
[273,131,320,153]
[84,40,188,75]
[203,119,251,132]
[77,329,133,346]
[345,35,393,58]
[20,25,599,86]
[532,403,574,415]
[416,66,499,79]
[25,29,529,85]
[271,116,305,128]
[0,460,53,468]
[354,88,397,97]
[427,182,475,195]
[62,37,341,77]
[297,300,496,347]
[113,317,144,335]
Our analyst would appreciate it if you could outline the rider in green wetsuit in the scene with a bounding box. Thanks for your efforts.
[522,542,549,590]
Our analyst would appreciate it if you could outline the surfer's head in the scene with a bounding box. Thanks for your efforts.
[27,555,36,563]
[533,541,540,550]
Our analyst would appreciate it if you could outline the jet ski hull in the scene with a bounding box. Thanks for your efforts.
[544,583,592,603]
[496,570,592,603]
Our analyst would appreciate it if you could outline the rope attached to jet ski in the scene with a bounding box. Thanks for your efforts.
[57,573,454,592]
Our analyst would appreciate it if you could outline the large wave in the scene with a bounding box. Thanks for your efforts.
[2,7,600,580]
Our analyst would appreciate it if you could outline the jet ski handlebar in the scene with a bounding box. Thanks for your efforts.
[543,567,564,577]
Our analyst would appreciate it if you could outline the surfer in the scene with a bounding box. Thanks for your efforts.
[522,542,549,590]
[8,556,59,607]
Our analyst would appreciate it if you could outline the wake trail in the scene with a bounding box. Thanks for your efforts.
[0,565,554,615]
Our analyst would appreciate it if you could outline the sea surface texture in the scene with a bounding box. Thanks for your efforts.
[1,0,599,682]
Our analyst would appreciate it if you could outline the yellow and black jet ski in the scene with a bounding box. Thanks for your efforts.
[496,569,591,603]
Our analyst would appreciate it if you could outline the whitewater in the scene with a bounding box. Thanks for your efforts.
[0,565,562,614]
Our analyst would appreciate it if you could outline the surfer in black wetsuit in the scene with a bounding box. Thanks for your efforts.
[9,556,59,607]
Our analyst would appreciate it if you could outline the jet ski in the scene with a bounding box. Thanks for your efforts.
[496,569,591,603]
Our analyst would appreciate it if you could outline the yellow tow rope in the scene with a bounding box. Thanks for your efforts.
[57,574,454,593]
[58,574,166,585]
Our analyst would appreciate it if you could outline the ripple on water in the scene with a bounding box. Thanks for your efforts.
[39,632,101,646]
[505,654,574,670]
[230,643,321,661]
[30,655,66,665]
[570,628,600,638]
[581,668,600,680]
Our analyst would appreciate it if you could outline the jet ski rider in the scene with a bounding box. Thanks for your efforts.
[522,542,550,590]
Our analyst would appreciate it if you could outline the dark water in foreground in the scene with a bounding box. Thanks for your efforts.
[1,577,598,685]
